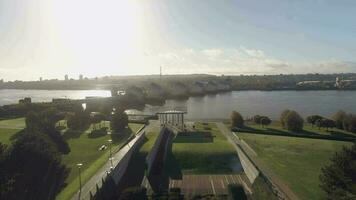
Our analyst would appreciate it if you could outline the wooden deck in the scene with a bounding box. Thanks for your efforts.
[142,174,252,195]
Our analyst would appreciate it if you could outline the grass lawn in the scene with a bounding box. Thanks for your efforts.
[0,118,25,145]
[56,122,143,200]
[245,121,356,139]
[237,132,352,200]
[169,122,240,175]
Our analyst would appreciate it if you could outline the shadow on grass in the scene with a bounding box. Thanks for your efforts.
[62,129,83,140]
[88,127,108,138]
[173,131,214,143]
[329,130,356,138]
[235,125,356,142]
[165,139,183,180]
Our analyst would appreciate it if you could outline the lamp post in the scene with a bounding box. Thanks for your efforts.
[77,163,83,200]
[108,139,113,168]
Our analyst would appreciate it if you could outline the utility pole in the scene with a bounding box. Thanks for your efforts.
[160,66,162,82]
[77,163,83,200]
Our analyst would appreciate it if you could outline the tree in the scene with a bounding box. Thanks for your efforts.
[320,144,356,200]
[281,110,304,132]
[111,110,128,133]
[231,111,244,128]
[260,116,272,128]
[25,111,40,132]
[306,115,324,128]
[67,106,90,130]
[253,115,262,124]
[91,113,105,130]
[343,115,356,133]
[0,132,69,200]
[333,110,347,129]
[322,119,336,131]
[280,109,291,128]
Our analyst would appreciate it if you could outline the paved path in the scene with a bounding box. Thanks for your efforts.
[71,123,153,200]
[215,122,300,200]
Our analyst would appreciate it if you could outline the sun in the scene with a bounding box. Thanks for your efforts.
[49,0,143,76]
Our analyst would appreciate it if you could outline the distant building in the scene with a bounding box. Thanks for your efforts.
[79,74,83,80]
[64,74,69,81]
[0,79,3,83]
[335,76,356,89]
[39,77,43,81]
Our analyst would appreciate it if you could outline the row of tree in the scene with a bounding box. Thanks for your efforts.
[0,107,71,200]
[332,111,356,133]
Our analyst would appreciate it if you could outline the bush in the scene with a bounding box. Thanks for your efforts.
[231,111,244,128]
[320,144,356,199]
[281,110,304,132]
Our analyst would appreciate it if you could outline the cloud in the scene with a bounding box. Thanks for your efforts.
[155,47,356,75]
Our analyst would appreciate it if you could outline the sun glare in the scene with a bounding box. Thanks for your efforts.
[50,0,143,76]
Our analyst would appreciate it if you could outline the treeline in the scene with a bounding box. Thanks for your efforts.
[231,109,356,134]
[1,73,356,91]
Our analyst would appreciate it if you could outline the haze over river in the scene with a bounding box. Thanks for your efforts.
[1,89,356,120]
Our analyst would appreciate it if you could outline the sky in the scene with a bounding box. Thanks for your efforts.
[0,0,356,81]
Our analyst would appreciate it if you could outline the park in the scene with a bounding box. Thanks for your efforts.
[0,102,355,200]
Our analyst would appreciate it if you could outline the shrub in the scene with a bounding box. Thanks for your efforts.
[320,144,356,199]
[231,111,244,128]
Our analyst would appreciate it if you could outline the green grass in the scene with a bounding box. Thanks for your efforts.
[245,121,356,139]
[0,118,25,145]
[237,132,352,200]
[140,131,160,154]
[56,122,143,200]
[0,117,25,129]
[169,122,240,174]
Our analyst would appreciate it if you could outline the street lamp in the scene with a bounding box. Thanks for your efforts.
[108,139,113,168]
[77,163,83,200]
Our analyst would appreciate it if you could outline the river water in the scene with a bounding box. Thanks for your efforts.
[1,89,355,120]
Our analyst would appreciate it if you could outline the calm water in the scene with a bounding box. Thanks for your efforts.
[0,89,111,106]
[1,89,355,120]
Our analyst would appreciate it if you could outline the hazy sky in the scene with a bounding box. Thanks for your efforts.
[1,0,356,81]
